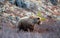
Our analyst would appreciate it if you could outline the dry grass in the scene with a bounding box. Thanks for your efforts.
[0,19,60,38]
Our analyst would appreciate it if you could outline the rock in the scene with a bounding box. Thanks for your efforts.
[0,2,4,12]
[9,0,15,4]
[50,0,58,6]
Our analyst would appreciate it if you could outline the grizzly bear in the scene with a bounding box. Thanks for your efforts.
[17,16,40,32]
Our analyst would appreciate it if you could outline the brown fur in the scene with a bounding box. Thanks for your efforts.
[17,17,40,32]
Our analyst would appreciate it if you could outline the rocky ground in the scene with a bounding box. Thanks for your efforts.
[0,0,60,38]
